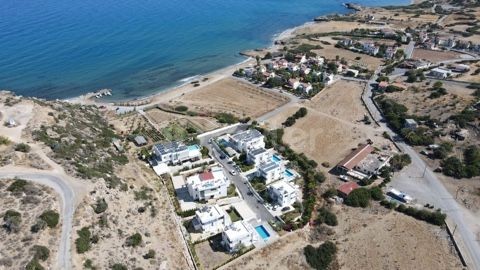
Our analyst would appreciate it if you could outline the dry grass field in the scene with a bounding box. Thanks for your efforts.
[383,80,476,121]
[146,108,221,132]
[413,49,467,63]
[268,80,393,170]
[222,204,461,270]
[0,179,60,269]
[170,78,289,118]
[335,205,462,270]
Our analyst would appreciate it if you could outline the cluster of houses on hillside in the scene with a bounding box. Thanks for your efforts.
[417,31,480,53]
[338,38,401,60]
[234,52,356,96]
[218,129,300,210]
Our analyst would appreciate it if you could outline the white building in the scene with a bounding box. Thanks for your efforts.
[429,68,450,79]
[152,142,201,165]
[192,204,232,233]
[186,167,230,201]
[288,79,301,89]
[299,83,313,94]
[247,148,270,166]
[257,161,285,184]
[404,118,418,130]
[345,68,359,77]
[230,129,265,153]
[363,42,379,55]
[268,180,298,208]
[221,220,258,252]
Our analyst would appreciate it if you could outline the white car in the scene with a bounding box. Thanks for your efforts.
[339,175,349,181]
[230,170,237,176]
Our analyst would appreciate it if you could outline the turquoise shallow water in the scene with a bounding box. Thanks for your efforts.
[0,0,408,100]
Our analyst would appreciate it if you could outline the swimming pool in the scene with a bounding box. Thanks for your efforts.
[284,169,294,178]
[272,155,282,163]
[255,225,270,240]
[188,145,200,151]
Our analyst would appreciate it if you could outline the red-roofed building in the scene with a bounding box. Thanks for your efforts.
[337,182,360,197]
[186,167,230,201]
[337,144,374,173]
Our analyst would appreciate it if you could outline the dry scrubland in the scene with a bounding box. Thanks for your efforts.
[384,80,476,121]
[0,179,60,269]
[146,108,221,131]
[223,204,460,270]
[170,78,289,118]
[71,159,190,270]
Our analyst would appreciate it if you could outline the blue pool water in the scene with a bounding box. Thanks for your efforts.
[255,225,270,240]
[284,169,294,178]
[188,145,200,151]
[272,155,282,163]
[0,0,409,100]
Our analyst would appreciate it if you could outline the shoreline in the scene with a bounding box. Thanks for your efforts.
[67,0,412,107]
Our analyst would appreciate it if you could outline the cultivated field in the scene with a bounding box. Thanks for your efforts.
[170,78,289,118]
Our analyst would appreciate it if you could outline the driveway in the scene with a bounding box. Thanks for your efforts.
[0,171,76,270]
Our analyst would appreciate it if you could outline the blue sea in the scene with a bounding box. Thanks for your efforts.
[0,0,408,100]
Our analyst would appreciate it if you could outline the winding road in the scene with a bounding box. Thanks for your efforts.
[0,171,75,270]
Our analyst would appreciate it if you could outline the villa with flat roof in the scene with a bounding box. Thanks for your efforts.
[192,204,231,233]
[152,141,201,165]
[221,220,258,252]
[186,167,229,201]
[230,129,265,153]
[268,180,298,208]
[257,161,285,184]
[247,147,270,166]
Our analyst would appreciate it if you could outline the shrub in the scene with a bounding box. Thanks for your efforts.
[39,210,59,228]
[215,113,238,124]
[25,259,44,270]
[93,198,108,214]
[111,263,128,270]
[143,249,156,259]
[75,227,92,253]
[7,179,28,193]
[32,245,50,261]
[344,188,371,208]
[0,135,10,145]
[174,105,188,112]
[31,219,47,233]
[304,241,337,270]
[3,210,22,233]
[390,154,411,171]
[369,186,384,201]
[14,143,31,152]
[125,233,142,247]
[396,206,446,226]
[317,207,338,226]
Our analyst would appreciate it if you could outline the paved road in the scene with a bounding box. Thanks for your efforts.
[197,125,275,222]
[363,68,480,270]
[404,40,416,59]
[0,172,75,270]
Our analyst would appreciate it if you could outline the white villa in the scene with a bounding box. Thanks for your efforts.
[257,161,285,184]
[192,204,232,233]
[230,129,265,153]
[186,167,230,201]
[221,220,258,252]
[152,142,201,165]
[268,180,298,208]
[247,147,270,166]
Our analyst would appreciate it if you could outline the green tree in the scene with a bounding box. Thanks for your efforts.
[125,233,142,247]
[344,188,371,208]
[390,154,411,171]
[39,210,59,228]
[304,241,337,270]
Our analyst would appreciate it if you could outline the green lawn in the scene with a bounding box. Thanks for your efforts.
[227,208,242,222]
[161,122,188,141]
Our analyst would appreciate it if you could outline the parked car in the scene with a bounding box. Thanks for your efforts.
[230,169,237,175]
[220,154,226,159]
[339,175,349,181]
